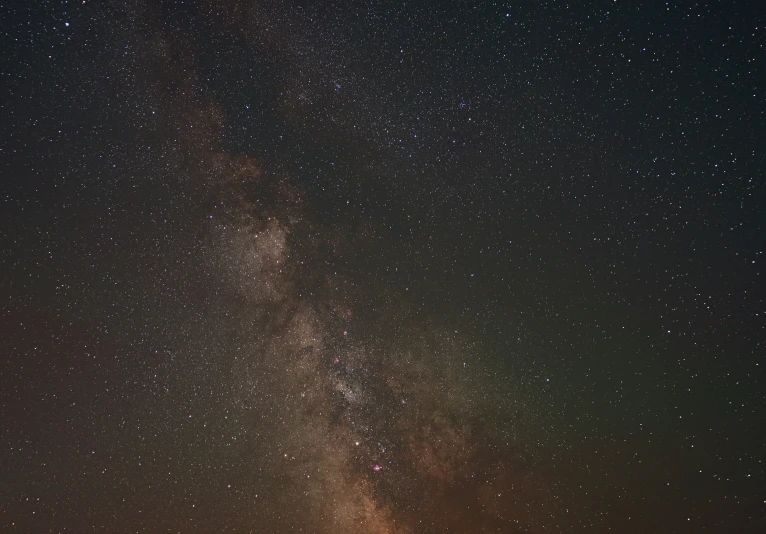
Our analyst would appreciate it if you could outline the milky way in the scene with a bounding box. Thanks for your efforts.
[169,37,547,529]
[2,1,764,533]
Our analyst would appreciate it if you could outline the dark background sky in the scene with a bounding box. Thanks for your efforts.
[1,1,764,532]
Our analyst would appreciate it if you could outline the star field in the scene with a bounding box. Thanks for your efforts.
[1,1,764,532]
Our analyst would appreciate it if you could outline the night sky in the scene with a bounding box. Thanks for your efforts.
[1,1,764,532]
